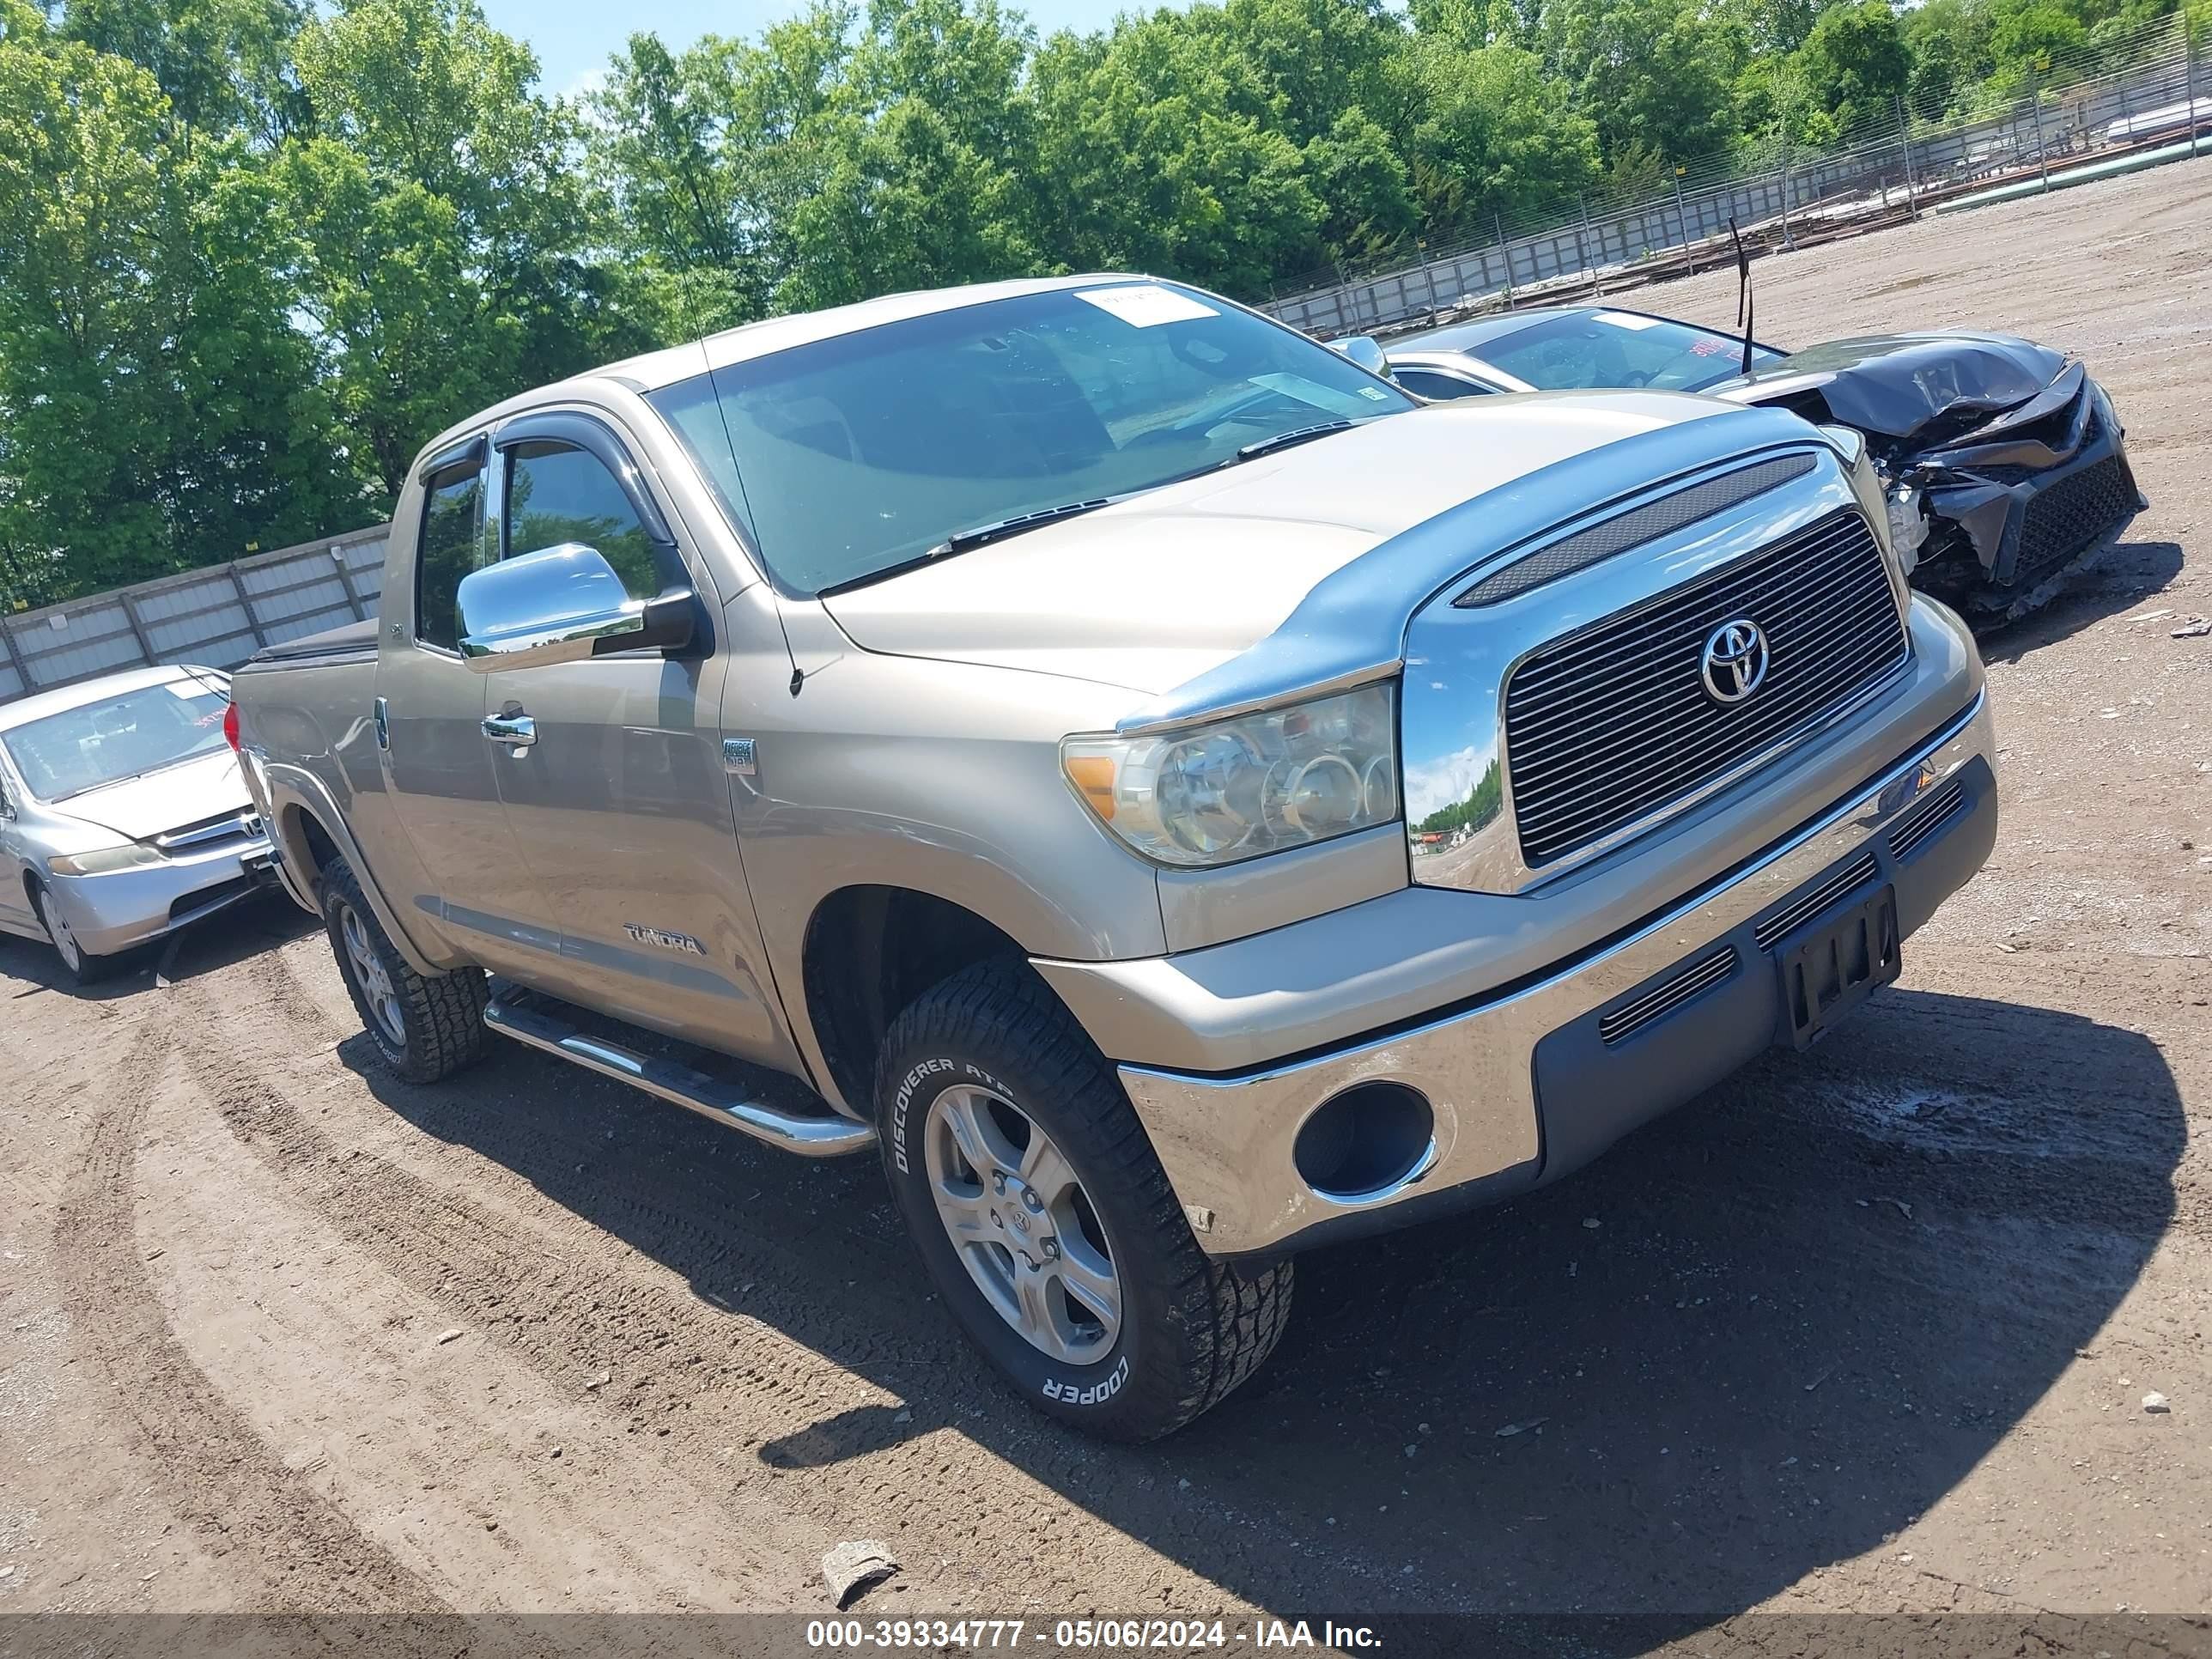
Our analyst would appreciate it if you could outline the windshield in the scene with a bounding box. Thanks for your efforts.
[0,677,230,802]
[647,282,1415,594]
[1479,311,1784,394]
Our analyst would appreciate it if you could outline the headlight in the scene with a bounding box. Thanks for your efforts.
[1062,683,1399,868]
[48,843,164,876]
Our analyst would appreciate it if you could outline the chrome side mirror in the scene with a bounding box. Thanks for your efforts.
[457,543,693,673]
[1333,335,1394,381]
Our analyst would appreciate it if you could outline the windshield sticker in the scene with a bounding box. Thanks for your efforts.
[1075,285,1219,327]
[1251,373,1386,417]
[1593,311,1665,331]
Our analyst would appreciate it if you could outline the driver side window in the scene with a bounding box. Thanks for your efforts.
[503,441,663,601]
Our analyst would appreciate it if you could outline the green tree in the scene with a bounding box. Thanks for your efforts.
[0,8,360,604]
[1404,39,1600,228]
[1796,0,1909,134]
[777,0,1044,306]
[1027,14,1324,294]
[586,10,853,334]
[1303,106,1417,261]
[1543,0,1741,164]
[280,0,630,499]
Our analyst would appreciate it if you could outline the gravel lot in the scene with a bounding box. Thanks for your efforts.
[2,160,2208,1650]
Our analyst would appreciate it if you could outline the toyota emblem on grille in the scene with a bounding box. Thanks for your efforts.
[1700,618,1769,704]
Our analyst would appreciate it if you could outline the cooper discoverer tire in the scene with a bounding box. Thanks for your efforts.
[321,854,489,1084]
[877,958,1291,1441]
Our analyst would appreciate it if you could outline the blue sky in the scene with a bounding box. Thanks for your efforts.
[480,0,1161,100]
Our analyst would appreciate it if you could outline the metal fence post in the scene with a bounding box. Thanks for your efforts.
[0,616,29,690]
[1580,196,1603,295]
[2188,10,2203,155]
[116,591,159,669]
[331,544,370,619]
[227,563,269,646]
[1780,133,1798,250]
[1671,167,1697,271]
[1897,94,1919,216]
[1497,214,1514,303]
[2030,68,2051,188]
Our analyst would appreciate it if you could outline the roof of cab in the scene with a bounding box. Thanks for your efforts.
[1388,307,1594,356]
[414,273,1156,468]
[0,664,217,732]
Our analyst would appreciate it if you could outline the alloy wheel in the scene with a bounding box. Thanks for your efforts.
[338,902,406,1049]
[923,1084,1121,1364]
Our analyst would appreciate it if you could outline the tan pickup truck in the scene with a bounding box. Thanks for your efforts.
[231,274,1998,1439]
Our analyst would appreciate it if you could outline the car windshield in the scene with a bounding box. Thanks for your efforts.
[0,678,230,801]
[1478,312,1784,394]
[647,283,1416,594]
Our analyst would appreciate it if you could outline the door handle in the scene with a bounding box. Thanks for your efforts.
[482,713,537,747]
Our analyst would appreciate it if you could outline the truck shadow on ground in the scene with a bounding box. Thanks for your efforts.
[349,982,2180,1626]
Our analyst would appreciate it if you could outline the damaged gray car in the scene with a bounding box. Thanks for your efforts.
[1384,308,2146,623]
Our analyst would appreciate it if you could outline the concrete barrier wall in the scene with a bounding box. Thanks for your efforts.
[1,528,389,707]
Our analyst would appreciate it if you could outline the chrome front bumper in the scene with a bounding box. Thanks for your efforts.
[1098,692,1996,1258]
[52,835,277,956]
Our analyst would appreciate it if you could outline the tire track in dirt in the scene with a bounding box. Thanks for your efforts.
[178,944,1251,1614]
[51,1016,450,1615]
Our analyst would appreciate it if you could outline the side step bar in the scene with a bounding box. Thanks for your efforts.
[483,995,875,1158]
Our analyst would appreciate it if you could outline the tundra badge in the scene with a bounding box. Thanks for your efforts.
[623,924,707,957]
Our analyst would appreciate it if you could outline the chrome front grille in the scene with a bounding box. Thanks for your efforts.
[155,810,264,854]
[1503,508,1909,869]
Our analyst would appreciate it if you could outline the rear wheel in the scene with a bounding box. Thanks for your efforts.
[320,854,489,1084]
[877,959,1292,1441]
[33,883,112,986]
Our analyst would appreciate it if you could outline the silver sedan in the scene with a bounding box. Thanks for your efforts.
[0,665,276,983]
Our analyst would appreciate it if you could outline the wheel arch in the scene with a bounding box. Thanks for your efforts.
[800,884,1076,1116]
[257,762,447,976]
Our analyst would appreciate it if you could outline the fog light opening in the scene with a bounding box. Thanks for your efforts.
[1293,1083,1436,1203]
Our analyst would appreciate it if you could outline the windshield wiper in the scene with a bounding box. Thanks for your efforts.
[816,499,1115,599]
[937,498,1113,555]
[1233,419,1355,462]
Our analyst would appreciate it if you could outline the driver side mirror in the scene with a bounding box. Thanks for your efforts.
[457,543,694,673]
[1332,336,1395,381]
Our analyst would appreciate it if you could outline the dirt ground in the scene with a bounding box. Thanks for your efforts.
[3,161,2209,1650]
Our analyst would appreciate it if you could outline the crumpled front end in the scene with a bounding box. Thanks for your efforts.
[1905,368,2145,611]
[1726,335,2146,617]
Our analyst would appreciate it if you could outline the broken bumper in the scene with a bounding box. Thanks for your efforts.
[1920,374,2144,596]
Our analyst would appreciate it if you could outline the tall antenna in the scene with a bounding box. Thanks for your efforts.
[1728,217,1754,378]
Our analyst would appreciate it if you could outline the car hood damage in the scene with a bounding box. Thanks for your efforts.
[1714,331,2143,614]
[1715,331,2070,441]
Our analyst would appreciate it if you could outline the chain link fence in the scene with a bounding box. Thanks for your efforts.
[1262,13,2210,339]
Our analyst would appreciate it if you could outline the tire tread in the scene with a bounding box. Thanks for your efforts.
[878,958,1290,1439]
[321,855,489,1084]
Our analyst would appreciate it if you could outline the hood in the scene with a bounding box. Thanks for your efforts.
[819,392,1734,695]
[48,748,251,842]
[1711,331,2068,439]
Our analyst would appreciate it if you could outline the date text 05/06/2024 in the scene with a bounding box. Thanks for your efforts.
[804,1619,1383,1650]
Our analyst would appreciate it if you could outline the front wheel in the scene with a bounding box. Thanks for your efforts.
[33,883,112,986]
[320,854,489,1084]
[877,960,1291,1441]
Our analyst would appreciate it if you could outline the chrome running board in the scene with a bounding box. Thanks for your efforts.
[483,995,874,1158]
